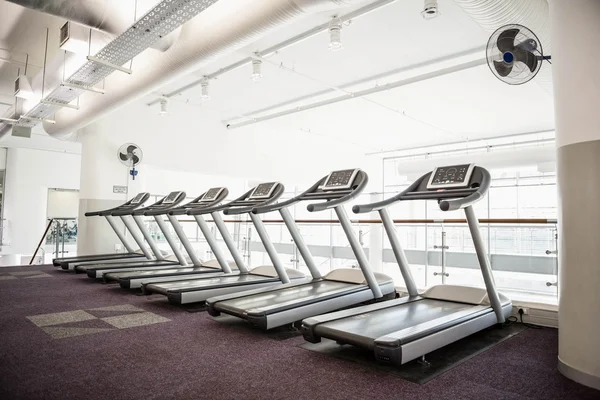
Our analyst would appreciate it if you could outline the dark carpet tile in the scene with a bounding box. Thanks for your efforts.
[0,264,598,400]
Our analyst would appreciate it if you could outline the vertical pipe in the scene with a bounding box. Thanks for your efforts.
[54,221,59,258]
[194,214,232,274]
[249,213,289,283]
[154,215,188,266]
[464,206,504,322]
[279,207,321,279]
[211,212,246,273]
[441,229,447,284]
[335,206,382,298]
[167,215,203,266]
[379,208,418,296]
[132,215,164,260]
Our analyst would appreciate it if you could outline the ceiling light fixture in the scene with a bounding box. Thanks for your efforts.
[200,77,211,100]
[251,58,263,82]
[159,98,168,115]
[328,17,343,52]
[421,0,439,19]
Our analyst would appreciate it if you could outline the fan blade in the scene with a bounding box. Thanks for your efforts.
[513,47,539,72]
[126,145,137,154]
[132,155,140,165]
[493,60,513,77]
[496,28,519,52]
[119,153,130,161]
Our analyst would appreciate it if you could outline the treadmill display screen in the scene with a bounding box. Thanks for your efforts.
[201,187,224,202]
[249,183,278,199]
[130,193,147,204]
[322,169,359,191]
[427,164,474,189]
[163,191,181,204]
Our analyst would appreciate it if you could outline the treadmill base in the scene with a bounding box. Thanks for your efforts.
[301,323,526,384]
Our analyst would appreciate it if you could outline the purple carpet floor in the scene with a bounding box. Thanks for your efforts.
[0,264,598,400]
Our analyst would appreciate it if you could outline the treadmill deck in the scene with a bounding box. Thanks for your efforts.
[215,280,359,318]
[144,273,279,295]
[310,299,494,349]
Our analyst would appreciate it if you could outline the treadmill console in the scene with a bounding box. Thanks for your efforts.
[249,182,278,200]
[163,191,183,204]
[201,187,225,202]
[130,193,147,204]
[427,164,475,189]
[322,169,359,191]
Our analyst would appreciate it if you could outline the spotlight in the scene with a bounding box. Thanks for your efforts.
[251,59,263,82]
[200,77,211,101]
[159,98,168,115]
[421,0,439,19]
[328,17,343,52]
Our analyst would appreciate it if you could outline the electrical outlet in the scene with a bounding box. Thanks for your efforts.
[519,307,529,315]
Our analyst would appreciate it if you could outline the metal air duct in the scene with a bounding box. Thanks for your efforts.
[39,0,368,139]
[6,0,180,51]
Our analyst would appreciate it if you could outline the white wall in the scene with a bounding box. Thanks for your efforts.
[86,101,377,187]
[143,165,248,199]
[3,148,81,254]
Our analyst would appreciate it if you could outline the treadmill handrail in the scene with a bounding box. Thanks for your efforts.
[439,168,490,212]
[353,167,489,214]
[223,184,285,215]
[111,192,184,216]
[85,192,150,216]
[251,178,324,214]
[133,192,187,215]
[307,170,369,213]
[146,188,228,216]
[186,188,255,216]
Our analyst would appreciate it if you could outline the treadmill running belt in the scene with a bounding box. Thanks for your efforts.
[216,281,358,317]
[76,260,176,272]
[145,274,278,294]
[105,266,219,280]
[314,299,476,350]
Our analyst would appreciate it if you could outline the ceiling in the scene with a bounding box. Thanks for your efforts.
[0,0,555,159]
[145,0,555,154]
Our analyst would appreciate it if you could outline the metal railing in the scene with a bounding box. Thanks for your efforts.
[140,216,558,300]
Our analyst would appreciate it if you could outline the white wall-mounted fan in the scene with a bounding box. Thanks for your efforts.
[118,143,143,180]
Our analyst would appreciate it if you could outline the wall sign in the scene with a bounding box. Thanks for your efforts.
[113,185,128,194]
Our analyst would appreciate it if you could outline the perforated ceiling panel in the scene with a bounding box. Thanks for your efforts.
[19,0,219,127]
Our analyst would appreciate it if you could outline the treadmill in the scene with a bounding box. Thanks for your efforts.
[53,192,152,270]
[104,187,239,289]
[77,191,188,278]
[301,164,512,366]
[142,182,307,305]
[205,169,396,330]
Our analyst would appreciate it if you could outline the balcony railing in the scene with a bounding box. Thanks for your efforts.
[142,216,558,303]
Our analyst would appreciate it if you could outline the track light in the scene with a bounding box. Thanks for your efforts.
[251,58,263,82]
[328,17,343,52]
[421,0,439,19]
[200,77,211,101]
[159,98,168,115]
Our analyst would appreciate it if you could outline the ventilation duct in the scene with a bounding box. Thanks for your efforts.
[5,0,181,51]
[453,0,553,94]
[28,0,367,139]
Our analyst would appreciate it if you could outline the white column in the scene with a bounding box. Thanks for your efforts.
[77,122,147,255]
[550,0,600,390]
